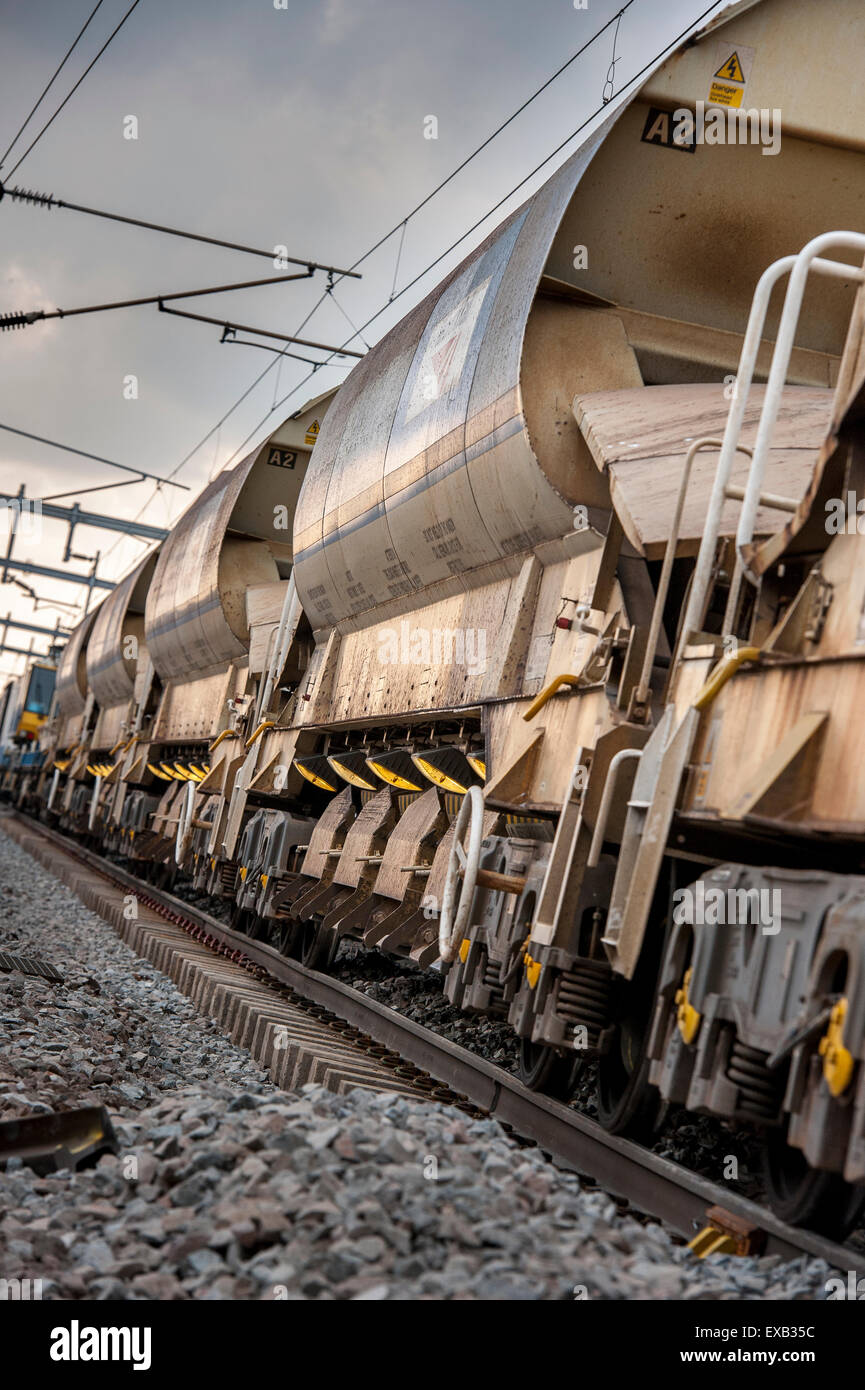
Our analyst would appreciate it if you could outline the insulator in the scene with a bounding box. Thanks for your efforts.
[0,311,44,331]
[3,184,56,208]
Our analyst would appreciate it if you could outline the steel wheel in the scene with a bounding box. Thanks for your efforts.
[595,950,663,1140]
[763,1126,865,1238]
[230,904,251,935]
[518,1038,580,1100]
[596,1010,662,1141]
[154,862,175,891]
[301,919,338,972]
[246,911,269,942]
[274,918,303,958]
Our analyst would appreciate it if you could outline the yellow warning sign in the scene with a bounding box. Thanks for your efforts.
[708,81,744,108]
[717,50,745,82]
[714,51,745,83]
[304,419,320,447]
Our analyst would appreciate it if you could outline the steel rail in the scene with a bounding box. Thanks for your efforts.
[7,809,863,1276]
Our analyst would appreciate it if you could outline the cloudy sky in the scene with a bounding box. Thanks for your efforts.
[0,0,724,677]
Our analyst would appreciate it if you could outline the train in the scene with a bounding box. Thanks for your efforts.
[0,657,57,792]
[7,0,865,1238]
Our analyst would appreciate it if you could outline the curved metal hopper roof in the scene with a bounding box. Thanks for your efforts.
[55,607,100,717]
[291,129,613,632]
[145,393,330,683]
[86,550,158,708]
[145,452,278,681]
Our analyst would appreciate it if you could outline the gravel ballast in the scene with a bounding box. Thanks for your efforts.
[0,824,844,1300]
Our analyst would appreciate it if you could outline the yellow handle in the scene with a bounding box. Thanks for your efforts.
[692,647,760,711]
[522,674,580,722]
[245,719,274,749]
[109,734,137,756]
[208,728,240,752]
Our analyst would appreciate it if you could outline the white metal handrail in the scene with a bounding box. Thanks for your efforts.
[640,437,756,702]
[254,572,301,727]
[586,747,642,868]
[681,234,865,647]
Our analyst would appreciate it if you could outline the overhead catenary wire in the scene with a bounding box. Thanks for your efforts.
[218,0,728,473]
[157,303,364,358]
[183,1,641,447]
[9,0,706,620]
[6,4,638,583]
[101,0,648,536]
[98,341,324,564]
[2,0,630,573]
[42,478,163,502]
[115,7,641,459]
[0,0,107,170]
[5,0,145,180]
[5,6,637,271]
[0,424,190,491]
[314,0,639,288]
[0,183,363,278]
[0,269,364,354]
[0,268,313,330]
[216,339,330,367]
[98,0,724,567]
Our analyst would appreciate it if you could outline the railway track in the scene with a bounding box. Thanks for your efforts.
[4,807,861,1276]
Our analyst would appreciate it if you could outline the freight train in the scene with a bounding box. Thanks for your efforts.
[10,0,865,1238]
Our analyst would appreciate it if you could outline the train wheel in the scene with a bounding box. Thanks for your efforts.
[518,1039,579,1100]
[275,918,302,958]
[301,920,338,972]
[246,912,269,942]
[595,958,663,1141]
[153,862,173,891]
[762,1127,865,1238]
[230,904,251,935]
[595,1011,662,1141]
